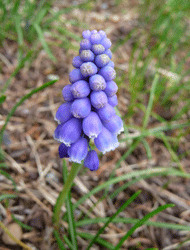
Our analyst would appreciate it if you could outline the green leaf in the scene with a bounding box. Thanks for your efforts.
[0,170,17,188]
[0,194,17,202]
[0,95,6,105]
[11,214,33,231]
[53,230,67,250]
[114,204,175,249]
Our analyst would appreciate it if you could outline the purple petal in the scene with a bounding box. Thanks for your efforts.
[95,54,110,68]
[69,68,85,83]
[82,30,91,39]
[62,85,74,102]
[103,115,124,135]
[99,66,116,81]
[55,102,72,124]
[94,126,119,154]
[68,137,88,163]
[104,81,118,97]
[80,39,92,50]
[59,118,82,146]
[90,91,108,109]
[71,98,91,118]
[101,38,112,50]
[80,62,98,77]
[80,50,94,62]
[89,74,106,91]
[72,56,83,68]
[82,112,102,138]
[108,94,118,107]
[96,104,116,122]
[91,44,105,55]
[58,143,69,158]
[71,80,90,98]
[84,150,99,171]
[90,33,101,44]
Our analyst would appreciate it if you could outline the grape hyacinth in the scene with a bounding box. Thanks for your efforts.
[54,30,124,171]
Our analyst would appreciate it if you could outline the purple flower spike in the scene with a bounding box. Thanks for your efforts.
[72,56,83,68]
[84,150,99,171]
[90,33,101,44]
[103,115,124,135]
[54,30,124,168]
[99,66,116,81]
[95,54,110,68]
[62,85,74,102]
[71,80,90,98]
[104,81,118,97]
[94,126,119,154]
[59,118,82,146]
[108,94,118,107]
[80,62,98,77]
[104,49,112,59]
[55,102,72,124]
[91,44,105,55]
[80,39,92,50]
[90,91,108,109]
[96,104,116,122]
[101,38,112,50]
[82,30,91,39]
[68,137,88,163]
[89,74,106,91]
[71,98,91,118]
[83,112,102,139]
[59,143,69,158]
[80,50,95,62]
[69,68,85,83]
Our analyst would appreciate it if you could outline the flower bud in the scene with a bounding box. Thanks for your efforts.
[59,143,69,158]
[80,62,98,77]
[89,74,106,91]
[108,94,118,107]
[72,56,83,68]
[98,30,106,40]
[96,104,116,122]
[104,49,112,59]
[104,81,118,97]
[84,150,99,171]
[82,30,91,39]
[69,68,85,83]
[90,33,102,44]
[80,39,92,50]
[80,50,95,62]
[103,114,124,135]
[95,54,110,68]
[55,102,72,124]
[62,85,74,102]
[58,118,82,146]
[71,98,91,118]
[71,80,90,98]
[68,137,88,163]
[94,126,119,154]
[91,44,105,55]
[107,60,114,68]
[101,38,112,50]
[82,112,102,138]
[99,66,116,81]
[90,91,108,109]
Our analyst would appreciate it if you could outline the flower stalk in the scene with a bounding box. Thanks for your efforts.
[53,162,81,229]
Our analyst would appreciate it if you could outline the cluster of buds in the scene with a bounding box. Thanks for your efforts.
[54,30,124,171]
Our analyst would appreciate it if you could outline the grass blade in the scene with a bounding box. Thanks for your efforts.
[86,190,141,250]
[33,23,56,62]
[143,73,159,128]
[0,79,57,144]
[53,230,67,250]
[114,204,175,250]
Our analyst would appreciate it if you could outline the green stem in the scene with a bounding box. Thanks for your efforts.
[53,161,81,229]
